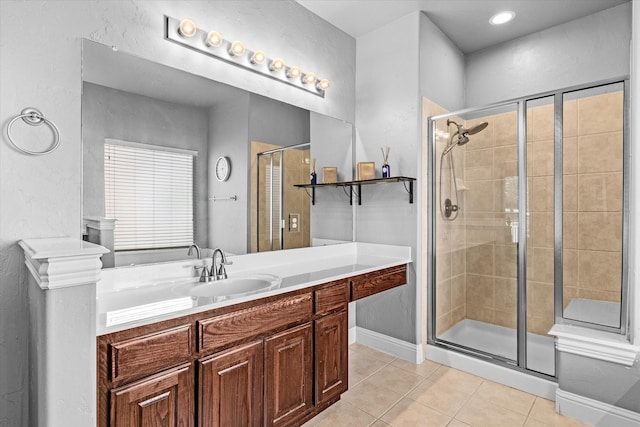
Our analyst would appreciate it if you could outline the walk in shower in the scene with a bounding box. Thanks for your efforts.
[427,79,629,379]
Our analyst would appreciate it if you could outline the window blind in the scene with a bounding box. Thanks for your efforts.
[104,141,195,251]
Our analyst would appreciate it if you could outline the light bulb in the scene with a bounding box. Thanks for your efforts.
[270,58,285,72]
[316,79,330,91]
[251,50,266,64]
[229,41,246,56]
[206,31,223,47]
[178,19,197,37]
[287,66,302,79]
[302,72,317,85]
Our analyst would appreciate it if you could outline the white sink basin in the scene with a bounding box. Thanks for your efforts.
[185,274,281,298]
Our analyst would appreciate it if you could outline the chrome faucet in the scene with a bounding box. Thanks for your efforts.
[187,244,201,259]
[211,248,232,280]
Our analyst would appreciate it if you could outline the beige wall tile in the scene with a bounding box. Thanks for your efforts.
[530,176,554,212]
[466,274,495,308]
[465,180,495,213]
[466,304,495,324]
[530,212,554,249]
[577,288,621,303]
[529,103,554,142]
[466,244,494,276]
[577,212,622,251]
[578,172,622,212]
[563,137,578,174]
[563,249,578,283]
[493,112,518,147]
[577,132,623,174]
[563,213,577,249]
[494,310,517,329]
[529,140,554,177]
[464,148,494,181]
[563,174,577,212]
[578,91,624,136]
[495,278,517,312]
[577,250,622,292]
[436,279,452,317]
[495,244,517,278]
[452,305,466,325]
[527,281,554,318]
[452,275,466,309]
[529,247,554,284]
[563,99,578,138]
[493,144,517,178]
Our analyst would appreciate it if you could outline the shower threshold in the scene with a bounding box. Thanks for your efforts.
[438,319,555,376]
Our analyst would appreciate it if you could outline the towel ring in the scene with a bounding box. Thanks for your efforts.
[7,107,61,156]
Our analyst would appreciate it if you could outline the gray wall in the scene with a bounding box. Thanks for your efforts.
[354,12,421,344]
[208,94,251,255]
[465,2,632,107]
[0,1,355,425]
[82,83,210,251]
[419,12,466,112]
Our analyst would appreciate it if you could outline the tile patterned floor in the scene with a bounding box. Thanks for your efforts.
[303,343,589,427]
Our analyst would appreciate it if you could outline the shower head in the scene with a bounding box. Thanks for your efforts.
[442,119,488,155]
[466,121,489,135]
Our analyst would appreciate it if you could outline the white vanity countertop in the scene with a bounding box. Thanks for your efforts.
[96,242,412,335]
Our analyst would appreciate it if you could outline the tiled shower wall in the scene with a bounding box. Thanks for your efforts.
[433,90,624,337]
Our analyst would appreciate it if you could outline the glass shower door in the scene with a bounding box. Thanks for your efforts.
[433,104,519,364]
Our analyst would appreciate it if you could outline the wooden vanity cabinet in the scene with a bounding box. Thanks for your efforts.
[198,341,263,427]
[98,265,407,427]
[109,363,194,427]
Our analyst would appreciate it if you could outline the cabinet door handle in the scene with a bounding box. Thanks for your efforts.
[138,391,171,408]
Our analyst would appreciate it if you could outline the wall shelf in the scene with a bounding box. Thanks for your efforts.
[294,176,416,205]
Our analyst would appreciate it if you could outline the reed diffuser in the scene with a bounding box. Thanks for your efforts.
[381,146,391,178]
[310,158,317,184]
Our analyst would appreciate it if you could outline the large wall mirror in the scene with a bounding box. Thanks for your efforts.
[81,40,354,267]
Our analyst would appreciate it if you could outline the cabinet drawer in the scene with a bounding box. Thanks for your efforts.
[199,293,313,353]
[315,281,349,316]
[350,265,407,301]
[109,324,192,384]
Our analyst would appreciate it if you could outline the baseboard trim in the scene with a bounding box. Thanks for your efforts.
[348,326,356,345]
[426,344,557,400]
[556,389,640,427]
[354,327,423,363]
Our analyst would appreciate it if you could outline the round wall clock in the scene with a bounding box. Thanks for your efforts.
[215,156,231,182]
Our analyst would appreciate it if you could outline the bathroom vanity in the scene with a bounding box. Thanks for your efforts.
[93,242,411,426]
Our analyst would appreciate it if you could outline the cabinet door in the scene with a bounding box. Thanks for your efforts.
[315,310,348,404]
[265,322,313,427]
[110,363,193,427]
[198,340,263,427]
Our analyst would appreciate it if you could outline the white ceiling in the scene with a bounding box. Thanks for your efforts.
[296,0,629,53]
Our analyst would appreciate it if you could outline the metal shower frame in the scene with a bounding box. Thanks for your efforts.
[426,76,630,380]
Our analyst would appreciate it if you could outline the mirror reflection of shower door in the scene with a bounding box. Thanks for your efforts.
[252,142,310,252]
[433,104,519,365]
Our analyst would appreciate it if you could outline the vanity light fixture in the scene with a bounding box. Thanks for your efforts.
[251,50,266,64]
[287,66,302,79]
[164,15,329,97]
[269,58,285,72]
[206,31,223,47]
[489,11,515,25]
[178,18,197,37]
[302,72,317,85]
[228,40,246,56]
[317,79,330,91]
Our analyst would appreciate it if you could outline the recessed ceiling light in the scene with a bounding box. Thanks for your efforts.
[490,11,516,25]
